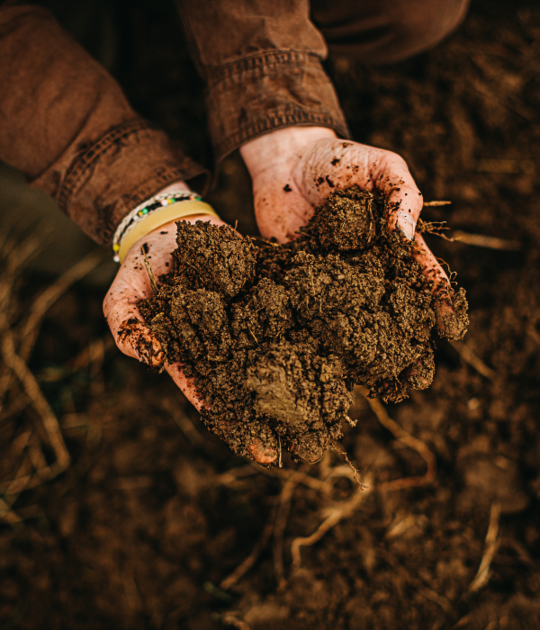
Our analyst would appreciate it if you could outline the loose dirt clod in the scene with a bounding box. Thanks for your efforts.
[139,187,468,463]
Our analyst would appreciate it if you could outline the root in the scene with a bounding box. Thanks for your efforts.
[273,473,302,590]
[290,470,373,568]
[330,444,365,486]
[468,502,502,593]
[359,388,437,490]
[219,498,279,591]
[451,341,495,380]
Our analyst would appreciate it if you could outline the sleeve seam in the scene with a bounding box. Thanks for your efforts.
[206,50,324,87]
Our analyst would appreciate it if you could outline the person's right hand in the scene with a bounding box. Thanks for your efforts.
[103,214,278,465]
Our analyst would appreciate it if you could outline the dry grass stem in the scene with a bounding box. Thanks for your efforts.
[423,201,452,206]
[161,398,211,450]
[219,504,277,591]
[450,230,521,251]
[359,389,437,490]
[0,497,22,525]
[142,245,159,295]
[469,502,502,593]
[451,341,496,380]
[253,465,334,495]
[17,249,105,362]
[273,469,306,589]
[1,328,70,476]
[221,614,252,630]
[379,548,454,615]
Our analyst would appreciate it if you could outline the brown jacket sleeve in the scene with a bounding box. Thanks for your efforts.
[176,0,350,164]
[0,5,206,245]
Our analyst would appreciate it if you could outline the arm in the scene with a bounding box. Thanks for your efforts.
[0,4,206,244]
[177,0,464,338]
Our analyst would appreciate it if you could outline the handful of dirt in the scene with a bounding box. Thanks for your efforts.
[139,187,468,464]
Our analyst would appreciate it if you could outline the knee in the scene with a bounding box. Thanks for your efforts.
[385,0,470,63]
[313,0,471,64]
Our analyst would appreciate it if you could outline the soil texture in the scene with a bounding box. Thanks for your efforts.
[140,188,467,463]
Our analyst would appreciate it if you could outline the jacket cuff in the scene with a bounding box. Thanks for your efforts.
[30,119,209,246]
[205,51,350,163]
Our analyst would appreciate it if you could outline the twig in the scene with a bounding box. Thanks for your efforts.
[423,201,452,206]
[360,389,437,490]
[469,502,502,593]
[451,341,496,380]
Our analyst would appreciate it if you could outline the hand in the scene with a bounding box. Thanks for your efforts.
[103,211,277,464]
[240,127,465,339]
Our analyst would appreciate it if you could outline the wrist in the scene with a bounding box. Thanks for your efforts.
[114,186,220,263]
[240,126,336,180]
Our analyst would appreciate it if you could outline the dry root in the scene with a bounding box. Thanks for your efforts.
[0,230,104,525]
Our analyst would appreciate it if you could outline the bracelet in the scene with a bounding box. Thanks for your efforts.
[112,192,220,263]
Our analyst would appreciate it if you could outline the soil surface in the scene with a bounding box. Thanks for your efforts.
[139,188,467,463]
[1,1,540,630]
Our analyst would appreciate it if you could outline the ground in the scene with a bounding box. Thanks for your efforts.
[1,1,540,629]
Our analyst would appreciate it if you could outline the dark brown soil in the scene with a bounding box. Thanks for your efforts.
[140,188,467,463]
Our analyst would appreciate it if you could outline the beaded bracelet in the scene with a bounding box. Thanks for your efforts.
[112,192,203,262]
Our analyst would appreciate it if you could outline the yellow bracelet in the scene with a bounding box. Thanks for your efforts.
[117,200,220,263]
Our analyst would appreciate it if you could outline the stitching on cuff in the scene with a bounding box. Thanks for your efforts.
[206,50,323,87]
[57,119,151,211]
[216,110,351,163]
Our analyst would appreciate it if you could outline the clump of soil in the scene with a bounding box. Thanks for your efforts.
[139,187,468,463]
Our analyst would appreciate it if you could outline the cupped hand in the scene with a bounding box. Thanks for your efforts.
[240,127,465,339]
[103,214,277,464]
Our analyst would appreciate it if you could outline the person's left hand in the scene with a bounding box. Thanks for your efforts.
[240,126,465,340]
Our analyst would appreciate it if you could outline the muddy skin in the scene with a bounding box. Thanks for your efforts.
[139,187,469,464]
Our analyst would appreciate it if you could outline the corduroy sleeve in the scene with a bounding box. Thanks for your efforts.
[0,4,207,245]
[176,0,350,164]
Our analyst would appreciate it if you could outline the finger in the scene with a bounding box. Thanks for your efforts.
[165,362,207,410]
[293,140,423,240]
[248,439,278,465]
[368,150,423,240]
[413,233,464,339]
[103,265,163,365]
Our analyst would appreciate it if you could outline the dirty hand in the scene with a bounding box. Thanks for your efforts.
[240,126,463,338]
[103,212,276,464]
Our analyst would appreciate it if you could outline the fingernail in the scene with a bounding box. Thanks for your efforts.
[397,214,415,240]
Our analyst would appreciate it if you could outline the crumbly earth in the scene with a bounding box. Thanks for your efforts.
[139,187,468,463]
